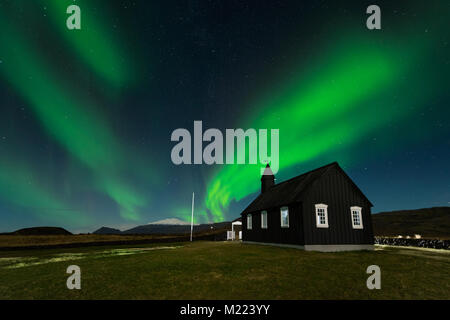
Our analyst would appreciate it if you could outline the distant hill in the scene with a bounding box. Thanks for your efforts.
[123,221,231,235]
[92,221,231,235]
[12,227,72,236]
[372,207,450,238]
[123,224,192,234]
[93,227,122,235]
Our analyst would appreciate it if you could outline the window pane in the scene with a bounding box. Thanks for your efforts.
[317,208,326,224]
[315,205,328,227]
[281,207,289,227]
[352,211,360,225]
[261,211,267,228]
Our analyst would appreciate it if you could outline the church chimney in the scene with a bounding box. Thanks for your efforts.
[261,164,275,193]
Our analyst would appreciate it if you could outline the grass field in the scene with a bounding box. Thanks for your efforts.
[0,241,449,300]
[0,234,187,247]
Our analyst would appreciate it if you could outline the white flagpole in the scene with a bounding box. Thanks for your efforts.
[190,192,195,242]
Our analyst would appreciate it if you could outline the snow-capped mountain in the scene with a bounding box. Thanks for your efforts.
[148,218,196,225]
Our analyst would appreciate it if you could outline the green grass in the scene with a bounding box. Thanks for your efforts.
[0,234,186,247]
[0,241,449,299]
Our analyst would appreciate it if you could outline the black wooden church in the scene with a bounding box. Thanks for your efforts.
[241,162,374,251]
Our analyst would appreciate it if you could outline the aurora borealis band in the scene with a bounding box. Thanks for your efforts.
[0,1,449,232]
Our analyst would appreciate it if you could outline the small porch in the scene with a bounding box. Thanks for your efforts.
[227,218,242,241]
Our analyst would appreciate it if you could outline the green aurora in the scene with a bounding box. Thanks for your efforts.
[203,10,449,220]
[0,1,150,224]
[0,1,448,231]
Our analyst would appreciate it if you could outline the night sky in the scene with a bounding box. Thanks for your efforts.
[0,0,449,233]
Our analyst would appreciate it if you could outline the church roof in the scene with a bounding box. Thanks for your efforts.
[242,162,372,214]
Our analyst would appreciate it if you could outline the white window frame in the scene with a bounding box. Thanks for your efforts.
[247,214,252,230]
[261,210,268,229]
[315,204,329,228]
[350,206,363,229]
[280,206,289,228]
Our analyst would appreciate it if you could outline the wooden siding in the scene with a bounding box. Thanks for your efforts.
[242,203,304,245]
[301,166,374,245]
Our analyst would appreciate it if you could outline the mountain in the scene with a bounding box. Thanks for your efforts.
[122,221,231,235]
[93,227,122,235]
[90,221,232,235]
[12,227,72,235]
[372,206,450,238]
[123,224,190,234]
[148,218,196,225]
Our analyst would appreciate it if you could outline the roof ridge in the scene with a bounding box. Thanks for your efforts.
[242,161,372,215]
[272,162,338,188]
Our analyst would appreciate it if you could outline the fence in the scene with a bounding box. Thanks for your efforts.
[375,237,449,250]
